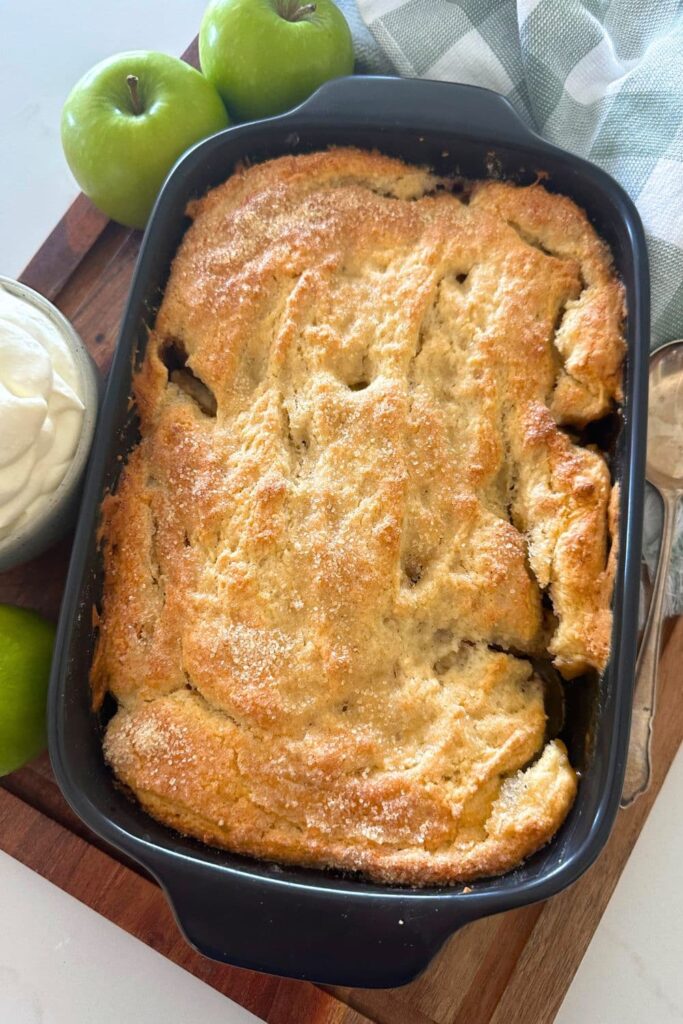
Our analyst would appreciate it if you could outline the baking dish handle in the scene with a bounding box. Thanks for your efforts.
[293,75,542,147]
[154,858,478,988]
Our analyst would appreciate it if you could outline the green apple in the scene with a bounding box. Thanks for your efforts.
[0,605,55,777]
[199,0,354,121]
[61,52,229,229]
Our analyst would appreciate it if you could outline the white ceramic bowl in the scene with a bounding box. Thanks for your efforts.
[0,276,99,572]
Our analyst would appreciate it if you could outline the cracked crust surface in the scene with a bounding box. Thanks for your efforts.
[93,148,624,884]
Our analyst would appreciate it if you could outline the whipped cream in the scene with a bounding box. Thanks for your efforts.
[0,285,85,542]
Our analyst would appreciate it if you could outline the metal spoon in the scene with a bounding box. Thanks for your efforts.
[621,339,683,807]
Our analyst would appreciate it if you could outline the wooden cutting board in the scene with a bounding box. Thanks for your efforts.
[1,47,682,1024]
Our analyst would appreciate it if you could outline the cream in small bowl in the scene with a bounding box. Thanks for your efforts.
[0,277,99,571]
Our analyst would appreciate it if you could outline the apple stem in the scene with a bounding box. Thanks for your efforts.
[291,2,316,18]
[126,74,142,116]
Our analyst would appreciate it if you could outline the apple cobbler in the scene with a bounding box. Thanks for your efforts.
[92,148,623,884]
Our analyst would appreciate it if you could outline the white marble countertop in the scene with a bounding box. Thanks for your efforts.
[1,2,681,1021]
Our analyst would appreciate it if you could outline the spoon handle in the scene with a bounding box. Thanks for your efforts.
[621,488,678,807]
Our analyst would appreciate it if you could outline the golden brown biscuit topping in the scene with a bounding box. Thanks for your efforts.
[93,148,623,884]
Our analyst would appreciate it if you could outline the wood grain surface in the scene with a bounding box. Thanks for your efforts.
[0,74,681,1024]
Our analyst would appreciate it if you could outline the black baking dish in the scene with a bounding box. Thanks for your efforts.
[48,76,649,988]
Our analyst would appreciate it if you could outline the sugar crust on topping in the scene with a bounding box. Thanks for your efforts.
[93,148,623,884]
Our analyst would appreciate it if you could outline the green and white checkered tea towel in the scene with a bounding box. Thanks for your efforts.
[339,0,683,610]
